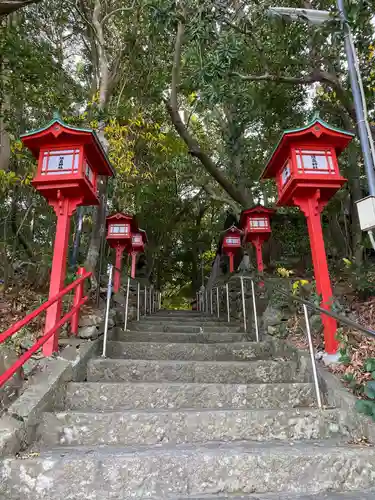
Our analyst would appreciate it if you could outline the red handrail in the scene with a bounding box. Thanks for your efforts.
[0,271,91,344]
[0,295,89,388]
[0,269,92,388]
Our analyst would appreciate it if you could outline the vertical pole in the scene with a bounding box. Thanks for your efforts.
[149,287,152,315]
[137,282,140,321]
[102,264,113,358]
[131,251,137,279]
[253,238,264,273]
[124,276,130,331]
[240,276,247,333]
[114,245,123,292]
[44,198,73,356]
[229,253,234,273]
[159,291,161,310]
[71,267,85,335]
[216,287,220,319]
[303,304,322,408]
[294,194,338,354]
[210,289,213,315]
[251,279,260,342]
[336,0,375,195]
[226,282,230,323]
[144,286,147,315]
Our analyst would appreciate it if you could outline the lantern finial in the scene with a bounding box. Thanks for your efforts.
[312,110,320,121]
[52,110,62,121]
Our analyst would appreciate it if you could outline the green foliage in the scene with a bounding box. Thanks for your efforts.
[355,358,375,421]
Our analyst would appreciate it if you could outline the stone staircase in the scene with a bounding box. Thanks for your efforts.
[1,310,375,499]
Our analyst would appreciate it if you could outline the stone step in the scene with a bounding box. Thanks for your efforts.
[87,358,308,384]
[113,330,249,343]
[39,408,358,447]
[174,493,375,499]
[143,316,232,324]
[64,381,316,411]
[105,341,280,361]
[2,442,375,498]
[128,323,241,333]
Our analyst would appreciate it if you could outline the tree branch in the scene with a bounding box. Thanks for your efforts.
[167,13,251,208]
[232,68,357,122]
[92,0,109,109]
[0,0,41,16]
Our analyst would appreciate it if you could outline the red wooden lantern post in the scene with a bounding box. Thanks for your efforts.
[106,213,134,292]
[130,230,147,279]
[21,113,114,355]
[261,115,353,355]
[222,226,242,273]
[240,205,275,274]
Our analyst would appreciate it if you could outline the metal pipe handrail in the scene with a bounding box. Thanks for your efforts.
[199,274,324,407]
[102,263,161,358]
[211,273,375,340]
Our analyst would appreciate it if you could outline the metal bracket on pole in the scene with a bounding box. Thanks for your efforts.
[251,280,260,342]
[102,264,113,357]
[124,276,130,331]
[240,276,247,333]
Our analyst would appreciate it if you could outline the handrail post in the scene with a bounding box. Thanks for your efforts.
[240,276,247,333]
[226,282,230,323]
[71,266,85,335]
[102,264,113,357]
[216,287,220,319]
[124,276,131,331]
[303,304,323,408]
[251,279,260,342]
[137,282,140,321]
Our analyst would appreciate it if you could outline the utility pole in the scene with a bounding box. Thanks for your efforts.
[336,0,375,195]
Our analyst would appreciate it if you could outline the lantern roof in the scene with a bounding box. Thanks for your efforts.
[221,224,243,237]
[106,212,138,231]
[261,114,354,180]
[239,205,275,228]
[21,112,115,177]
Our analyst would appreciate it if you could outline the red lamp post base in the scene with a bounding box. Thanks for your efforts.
[294,190,338,355]
[251,237,264,274]
[114,245,126,293]
[228,253,234,273]
[43,193,83,356]
[131,251,138,279]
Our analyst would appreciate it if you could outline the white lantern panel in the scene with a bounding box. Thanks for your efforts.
[42,149,80,175]
[225,237,240,246]
[132,235,142,245]
[281,160,291,186]
[110,223,130,235]
[84,159,94,185]
[295,149,335,175]
[249,217,269,229]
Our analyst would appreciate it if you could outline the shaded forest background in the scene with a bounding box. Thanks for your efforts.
[1,0,375,314]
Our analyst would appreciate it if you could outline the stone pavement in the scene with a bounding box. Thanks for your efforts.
[1,310,375,499]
